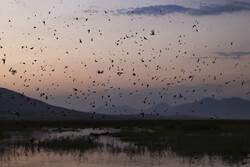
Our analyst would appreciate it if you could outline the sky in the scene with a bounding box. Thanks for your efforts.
[0,0,250,111]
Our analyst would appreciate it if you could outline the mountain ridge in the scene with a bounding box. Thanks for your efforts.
[1,87,250,120]
[0,87,102,120]
[96,97,250,119]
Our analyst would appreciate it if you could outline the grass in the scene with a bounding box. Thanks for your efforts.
[0,120,249,164]
[106,122,250,164]
[0,120,250,131]
[37,136,102,153]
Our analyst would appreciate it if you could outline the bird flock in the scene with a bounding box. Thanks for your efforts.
[0,1,249,118]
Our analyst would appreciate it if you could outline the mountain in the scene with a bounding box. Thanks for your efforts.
[0,88,103,120]
[144,102,175,116]
[172,97,250,119]
[1,87,249,120]
[95,105,141,115]
[96,97,250,119]
[144,97,250,119]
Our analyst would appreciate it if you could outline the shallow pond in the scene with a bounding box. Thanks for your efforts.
[0,128,249,167]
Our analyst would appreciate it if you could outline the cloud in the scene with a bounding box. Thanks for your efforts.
[83,9,98,14]
[216,52,250,59]
[116,1,250,16]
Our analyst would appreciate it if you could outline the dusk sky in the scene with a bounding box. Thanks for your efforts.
[0,0,249,111]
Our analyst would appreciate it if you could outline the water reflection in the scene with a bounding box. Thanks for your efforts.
[0,128,249,167]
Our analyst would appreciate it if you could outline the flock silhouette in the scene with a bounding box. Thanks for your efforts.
[0,1,249,119]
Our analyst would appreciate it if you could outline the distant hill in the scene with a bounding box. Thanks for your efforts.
[96,98,250,119]
[1,87,249,120]
[171,98,250,119]
[0,88,102,120]
[95,105,141,115]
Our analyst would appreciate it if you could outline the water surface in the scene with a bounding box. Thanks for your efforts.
[0,127,249,167]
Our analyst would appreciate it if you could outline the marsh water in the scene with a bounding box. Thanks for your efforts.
[0,128,249,167]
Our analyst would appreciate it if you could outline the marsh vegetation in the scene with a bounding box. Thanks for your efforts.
[0,120,249,166]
